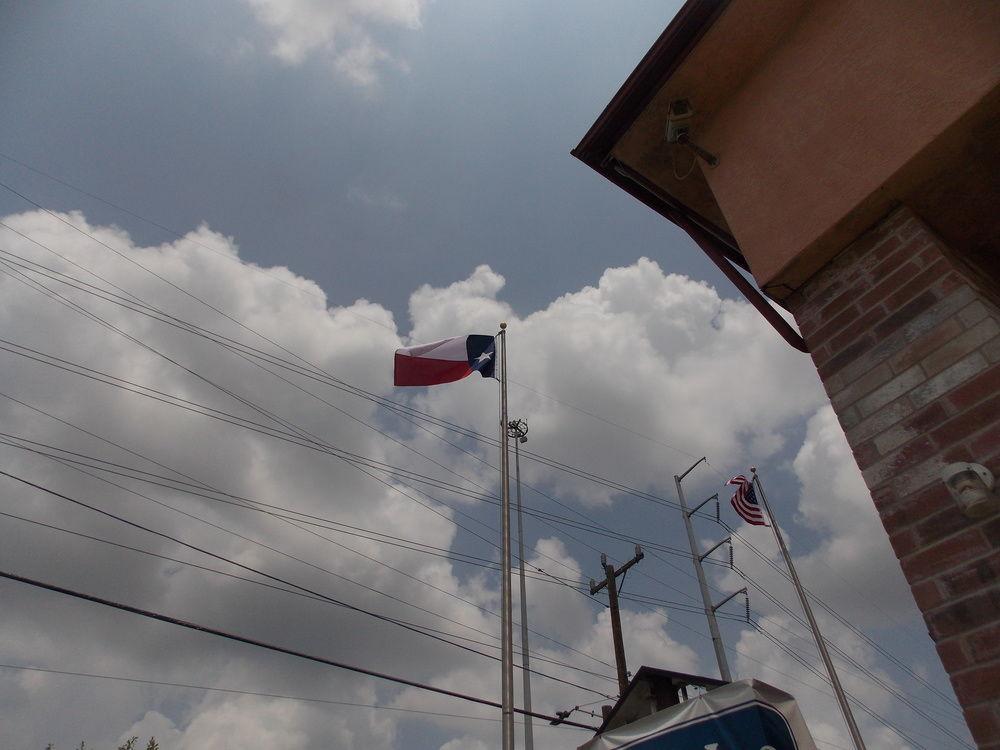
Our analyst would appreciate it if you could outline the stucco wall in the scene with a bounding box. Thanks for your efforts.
[699,0,1000,291]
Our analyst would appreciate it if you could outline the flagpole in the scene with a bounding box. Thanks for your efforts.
[498,323,515,750]
[509,418,534,750]
[751,467,867,750]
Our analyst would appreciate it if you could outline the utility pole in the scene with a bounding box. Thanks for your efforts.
[589,545,644,695]
[675,457,737,682]
[507,417,533,750]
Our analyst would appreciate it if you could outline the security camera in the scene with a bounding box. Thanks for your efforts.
[941,462,997,518]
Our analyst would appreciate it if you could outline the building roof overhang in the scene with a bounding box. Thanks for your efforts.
[572,0,810,352]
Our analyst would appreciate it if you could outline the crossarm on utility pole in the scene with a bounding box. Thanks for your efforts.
[589,546,645,595]
[687,493,718,518]
[589,546,644,695]
[712,587,747,613]
[698,536,731,563]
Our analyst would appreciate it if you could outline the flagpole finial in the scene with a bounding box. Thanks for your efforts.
[750,466,758,474]
[500,322,507,330]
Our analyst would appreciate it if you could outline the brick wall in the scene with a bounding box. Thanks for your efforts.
[785,205,1000,749]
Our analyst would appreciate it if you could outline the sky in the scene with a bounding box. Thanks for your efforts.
[0,2,974,750]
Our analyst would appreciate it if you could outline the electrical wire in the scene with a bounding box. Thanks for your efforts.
[0,468,615,699]
[0,663,584,730]
[0,569,600,731]
[0,204,961,742]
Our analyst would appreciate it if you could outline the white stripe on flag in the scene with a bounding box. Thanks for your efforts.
[396,336,468,361]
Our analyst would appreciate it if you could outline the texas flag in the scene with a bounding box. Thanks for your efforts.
[394,335,497,386]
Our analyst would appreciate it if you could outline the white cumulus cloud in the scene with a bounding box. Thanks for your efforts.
[0,209,962,749]
[242,0,427,86]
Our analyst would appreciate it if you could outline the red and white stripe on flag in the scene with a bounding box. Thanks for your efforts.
[727,474,767,526]
[393,335,496,386]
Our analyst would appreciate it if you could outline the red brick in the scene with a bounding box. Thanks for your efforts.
[964,703,1000,747]
[941,444,976,464]
[815,287,859,327]
[932,394,1000,449]
[881,207,913,235]
[857,259,921,311]
[888,318,963,374]
[940,552,1000,600]
[880,483,952,532]
[826,305,888,357]
[874,290,939,340]
[871,231,905,261]
[889,528,919,558]
[911,579,945,610]
[927,589,1000,639]
[952,663,1000,705]
[947,362,1000,411]
[937,270,968,297]
[966,622,1000,663]
[970,423,1000,458]
[913,505,975,548]
[936,637,971,671]
[879,435,938,475]
[810,303,862,345]
[871,235,921,277]
[985,517,1000,548]
[852,439,881,469]
[923,319,1000,377]
[901,528,992,582]
[807,341,832,369]
[904,401,950,435]
[816,335,875,379]
[886,257,951,310]
[917,247,940,267]
[895,213,926,241]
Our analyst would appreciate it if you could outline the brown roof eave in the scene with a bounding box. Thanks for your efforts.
[570,0,749,271]
[571,0,809,352]
[573,0,731,167]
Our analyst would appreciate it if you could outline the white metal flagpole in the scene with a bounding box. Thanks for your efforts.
[498,323,514,750]
[750,467,867,750]
[509,418,534,750]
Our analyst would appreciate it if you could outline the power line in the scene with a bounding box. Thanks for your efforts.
[0,214,957,737]
[0,663,586,730]
[0,663,516,725]
[0,326,952,724]
[0,258,603,595]
[0,152,396,332]
[0,177,943,663]
[0,509,614,681]
[0,393,619,672]
[0,324,956,728]
[0,569,600,731]
[0,468,615,699]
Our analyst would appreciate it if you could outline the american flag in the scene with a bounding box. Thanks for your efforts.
[727,474,768,526]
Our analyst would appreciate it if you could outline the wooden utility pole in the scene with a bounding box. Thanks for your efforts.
[590,545,643,695]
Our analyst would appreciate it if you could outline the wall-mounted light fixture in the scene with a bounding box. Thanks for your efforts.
[941,462,997,518]
[664,98,719,173]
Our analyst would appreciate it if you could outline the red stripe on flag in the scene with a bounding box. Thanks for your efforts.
[393,354,473,386]
[727,474,767,526]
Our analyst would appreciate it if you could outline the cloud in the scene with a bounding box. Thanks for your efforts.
[407,257,827,506]
[0,209,959,749]
[242,0,426,86]
[790,406,923,625]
